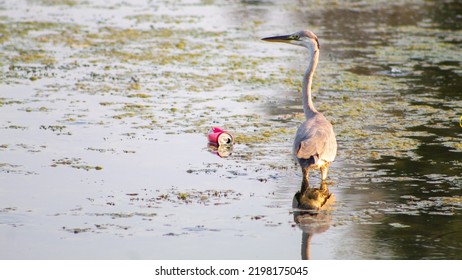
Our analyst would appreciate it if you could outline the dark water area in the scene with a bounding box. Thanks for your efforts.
[0,0,461,259]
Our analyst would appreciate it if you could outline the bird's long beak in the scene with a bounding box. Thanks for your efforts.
[261,34,293,43]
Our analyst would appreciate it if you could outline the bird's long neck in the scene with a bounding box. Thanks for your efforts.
[302,48,319,119]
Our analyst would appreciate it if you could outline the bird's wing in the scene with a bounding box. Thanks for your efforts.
[295,117,337,163]
[296,128,328,159]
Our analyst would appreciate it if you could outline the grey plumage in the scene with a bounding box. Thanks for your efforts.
[262,30,337,190]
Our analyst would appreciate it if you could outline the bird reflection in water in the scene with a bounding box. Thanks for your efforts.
[293,182,335,260]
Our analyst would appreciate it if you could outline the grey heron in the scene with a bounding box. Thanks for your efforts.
[262,30,337,191]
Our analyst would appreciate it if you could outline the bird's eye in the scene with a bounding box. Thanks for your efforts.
[291,35,300,40]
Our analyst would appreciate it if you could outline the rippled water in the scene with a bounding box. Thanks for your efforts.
[1,0,461,259]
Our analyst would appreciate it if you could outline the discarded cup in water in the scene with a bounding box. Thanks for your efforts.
[208,127,234,146]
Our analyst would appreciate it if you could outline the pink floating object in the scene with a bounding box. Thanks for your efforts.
[208,127,234,146]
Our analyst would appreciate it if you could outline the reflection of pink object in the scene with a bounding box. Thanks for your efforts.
[208,142,233,158]
[208,127,234,146]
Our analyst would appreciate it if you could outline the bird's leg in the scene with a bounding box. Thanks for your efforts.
[301,167,310,193]
[320,163,330,181]
[320,180,328,191]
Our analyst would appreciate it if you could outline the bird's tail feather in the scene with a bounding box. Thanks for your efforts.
[309,154,319,165]
[299,154,319,168]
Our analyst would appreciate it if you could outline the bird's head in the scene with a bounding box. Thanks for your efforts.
[262,30,320,52]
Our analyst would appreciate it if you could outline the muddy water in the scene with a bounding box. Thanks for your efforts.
[1,0,461,259]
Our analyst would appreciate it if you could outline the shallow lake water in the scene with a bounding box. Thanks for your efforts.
[1,0,461,259]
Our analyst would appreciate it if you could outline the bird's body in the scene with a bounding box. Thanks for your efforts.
[294,112,336,168]
[262,30,337,190]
